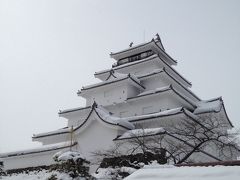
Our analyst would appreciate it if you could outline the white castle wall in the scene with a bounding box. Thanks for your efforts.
[2,147,70,171]
[74,118,117,162]
[105,93,192,118]
[85,84,129,106]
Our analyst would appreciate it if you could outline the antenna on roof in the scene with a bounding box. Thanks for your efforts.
[129,42,133,47]
[143,30,146,42]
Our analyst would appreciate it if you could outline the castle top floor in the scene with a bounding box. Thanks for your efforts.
[110,34,177,68]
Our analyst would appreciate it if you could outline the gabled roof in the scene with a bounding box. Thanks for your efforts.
[0,141,77,158]
[33,103,135,139]
[110,38,177,66]
[78,73,145,96]
[127,85,197,109]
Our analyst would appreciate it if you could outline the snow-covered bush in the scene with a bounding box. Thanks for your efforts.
[92,147,167,179]
[0,166,6,177]
[52,151,92,179]
[93,166,137,179]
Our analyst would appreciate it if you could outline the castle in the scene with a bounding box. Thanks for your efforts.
[0,34,235,170]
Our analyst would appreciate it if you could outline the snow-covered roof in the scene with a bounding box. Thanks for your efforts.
[124,107,185,122]
[95,53,192,87]
[125,164,240,180]
[78,73,144,96]
[58,106,91,115]
[110,38,177,65]
[94,106,135,130]
[0,141,77,158]
[194,97,233,127]
[33,104,135,139]
[115,128,166,140]
[95,54,159,76]
[194,97,223,114]
[33,127,72,138]
[127,85,197,109]
[105,70,127,81]
[137,68,200,101]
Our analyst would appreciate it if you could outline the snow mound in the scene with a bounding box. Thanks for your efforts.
[53,151,85,162]
[125,165,240,180]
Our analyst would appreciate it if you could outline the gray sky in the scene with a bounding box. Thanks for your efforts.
[0,0,240,153]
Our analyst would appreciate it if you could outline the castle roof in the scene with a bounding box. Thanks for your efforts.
[78,73,145,96]
[110,38,177,66]
[137,68,200,101]
[95,54,192,87]
[58,106,91,115]
[127,85,197,109]
[33,104,135,139]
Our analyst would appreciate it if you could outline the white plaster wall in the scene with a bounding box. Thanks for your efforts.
[127,85,140,98]
[85,84,128,106]
[106,93,190,118]
[133,114,186,129]
[141,75,169,91]
[1,147,71,170]
[141,74,199,103]
[74,118,118,161]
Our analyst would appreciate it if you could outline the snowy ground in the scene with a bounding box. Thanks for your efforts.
[2,164,240,179]
[125,164,240,180]
[0,170,72,180]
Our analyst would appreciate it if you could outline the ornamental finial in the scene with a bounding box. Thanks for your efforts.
[156,33,160,41]
[129,42,133,47]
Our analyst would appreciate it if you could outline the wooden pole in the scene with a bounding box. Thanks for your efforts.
[70,125,73,151]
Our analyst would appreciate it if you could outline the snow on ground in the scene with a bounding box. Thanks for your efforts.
[1,170,72,180]
[125,164,240,180]
[93,166,137,179]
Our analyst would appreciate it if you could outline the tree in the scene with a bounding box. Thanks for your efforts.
[94,113,240,166]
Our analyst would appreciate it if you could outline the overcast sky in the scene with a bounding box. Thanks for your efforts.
[0,0,240,153]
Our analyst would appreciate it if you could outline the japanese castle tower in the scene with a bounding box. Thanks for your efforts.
[0,34,235,170]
